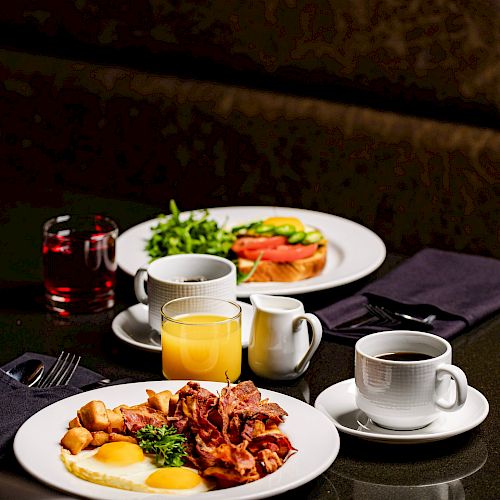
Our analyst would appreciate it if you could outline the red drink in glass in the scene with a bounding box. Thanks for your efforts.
[43,215,118,315]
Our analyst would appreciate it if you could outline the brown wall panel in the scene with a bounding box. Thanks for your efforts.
[1,50,498,257]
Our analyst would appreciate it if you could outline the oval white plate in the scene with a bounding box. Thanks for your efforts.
[116,206,386,297]
[314,378,489,444]
[112,301,254,351]
[14,380,340,500]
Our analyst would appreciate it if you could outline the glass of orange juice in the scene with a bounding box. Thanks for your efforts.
[161,297,242,382]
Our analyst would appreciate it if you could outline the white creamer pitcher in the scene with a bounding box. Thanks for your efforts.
[248,294,323,380]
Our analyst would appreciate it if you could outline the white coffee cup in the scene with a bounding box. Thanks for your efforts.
[355,330,468,430]
[134,254,237,332]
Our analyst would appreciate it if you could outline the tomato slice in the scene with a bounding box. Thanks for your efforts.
[231,236,287,254]
[240,243,318,262]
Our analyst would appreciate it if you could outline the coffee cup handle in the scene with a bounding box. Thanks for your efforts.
[435,364,468,411]
[294,314,323,374]
[134,267,149,305]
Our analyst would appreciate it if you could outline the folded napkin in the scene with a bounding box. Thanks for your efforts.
[0,353,131,460]
[316,248,500,342]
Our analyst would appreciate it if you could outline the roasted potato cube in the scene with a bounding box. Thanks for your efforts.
[68,416,82,429]
[61,427,92,455]
[109,433,137,444]
[90,431,109,447]
[169,393,179,415]
[146,389,172,414]
[106,409,125,433]
[130,403,148,409]
[113,404,129,412]
[77,400,110,431]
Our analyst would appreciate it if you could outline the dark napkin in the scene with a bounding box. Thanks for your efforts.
[316,248,500,341]
[0,352,130,459]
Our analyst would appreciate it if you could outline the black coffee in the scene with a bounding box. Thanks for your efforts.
[376,351,434,361]
[174,275,207,283]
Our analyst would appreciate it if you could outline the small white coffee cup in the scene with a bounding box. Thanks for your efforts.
[134,254,237,332]
[355,330,468,430]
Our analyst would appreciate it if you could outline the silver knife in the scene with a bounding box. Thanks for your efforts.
[80,378,111,391]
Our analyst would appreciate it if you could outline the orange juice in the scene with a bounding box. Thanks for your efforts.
[161,314,241,382]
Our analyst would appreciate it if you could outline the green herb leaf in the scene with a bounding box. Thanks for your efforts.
[145,200,236,261]
[136,424,187,467]
[236,252,263,284]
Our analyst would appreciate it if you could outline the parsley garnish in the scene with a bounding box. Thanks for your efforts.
[136,424,187,467]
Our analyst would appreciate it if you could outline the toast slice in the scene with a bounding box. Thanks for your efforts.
[238,245,327,282]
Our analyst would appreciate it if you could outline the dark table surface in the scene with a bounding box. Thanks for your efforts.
[0,190,499,499]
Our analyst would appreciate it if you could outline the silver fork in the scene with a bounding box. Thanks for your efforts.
[367,304,436,327]
[37,351,81,388]
[365,304,400,327]
[336,303,436,330]
[335,305,397,329]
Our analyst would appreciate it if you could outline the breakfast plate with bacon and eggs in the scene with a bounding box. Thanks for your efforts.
[14,380,340,500]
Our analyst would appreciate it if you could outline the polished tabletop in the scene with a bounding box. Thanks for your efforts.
[0,192,498,499]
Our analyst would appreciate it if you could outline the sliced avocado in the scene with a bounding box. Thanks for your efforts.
[274,224,296,236]
[287,231,306,244]
[302,231,323,244]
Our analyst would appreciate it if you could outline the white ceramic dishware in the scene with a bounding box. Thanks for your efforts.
[14,380,340,500]
[314,378,489,444]
[248,294,322,380]
[355,330,468,430]
[134,254,236,332]
[117,206,386,297]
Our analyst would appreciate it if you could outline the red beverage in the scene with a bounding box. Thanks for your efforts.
[43,215,118,315]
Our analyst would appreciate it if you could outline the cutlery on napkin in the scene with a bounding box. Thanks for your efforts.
[0,353,131,459]
[316,248,500,341]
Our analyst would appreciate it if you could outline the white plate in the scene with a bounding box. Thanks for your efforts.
[112,301,254,351]
[14,380,340,500]
[116,206,386,297]
[314,378,489,444]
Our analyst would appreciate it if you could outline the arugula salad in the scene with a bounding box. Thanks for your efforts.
[145,200,260,283]
[146,200,236,260]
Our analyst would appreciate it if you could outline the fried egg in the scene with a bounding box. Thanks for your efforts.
[61,441,213,494]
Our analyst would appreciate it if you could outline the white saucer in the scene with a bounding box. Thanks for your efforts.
[112,301,254,352]
[314,378,489,444]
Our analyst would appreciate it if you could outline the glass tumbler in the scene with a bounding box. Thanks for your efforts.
[43,214,118,315]
[161,297,242,382]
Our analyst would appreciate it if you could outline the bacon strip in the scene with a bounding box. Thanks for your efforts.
[171,380,294,487]
[120,406,169,434]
